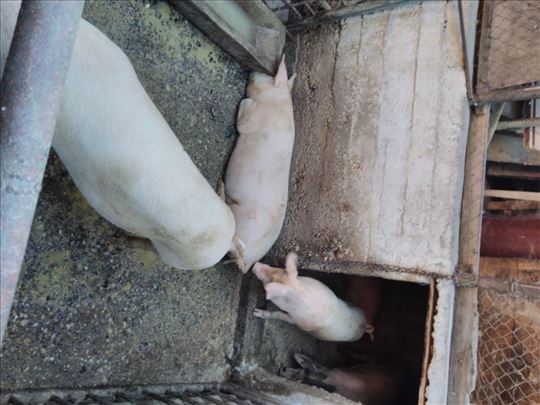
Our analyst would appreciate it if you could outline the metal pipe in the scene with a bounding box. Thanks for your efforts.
[0,0,84,345]
[496,117,540,131]
[476,85,540,103]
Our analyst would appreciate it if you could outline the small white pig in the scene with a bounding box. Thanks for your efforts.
[224,59,295,272]
[253,253,373,342]
[282,353,404,405]
[0,1,235,270]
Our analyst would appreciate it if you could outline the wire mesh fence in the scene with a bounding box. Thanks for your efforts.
[476,0,540,101]
[263,0,397,29]
[472,287,540,405]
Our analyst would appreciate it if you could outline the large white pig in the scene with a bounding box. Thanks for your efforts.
[0,1,235,270]
[253,253,373,342]
[224,59,295,272]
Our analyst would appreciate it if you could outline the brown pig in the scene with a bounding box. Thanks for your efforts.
[345,275,382,330]
[253,253,373,342]
[282,353,404,405]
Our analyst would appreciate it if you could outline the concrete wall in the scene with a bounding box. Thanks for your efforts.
[272,1,476,278]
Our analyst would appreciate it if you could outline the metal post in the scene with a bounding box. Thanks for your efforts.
[0,0,84,345]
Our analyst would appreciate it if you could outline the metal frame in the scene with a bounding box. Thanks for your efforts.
[264,0,413,30]
[472,0,540,103]
[0,0,84,345]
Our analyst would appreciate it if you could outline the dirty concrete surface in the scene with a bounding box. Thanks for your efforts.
[0,0,246,389]
[0,0,337,391]
[271,1,475,278]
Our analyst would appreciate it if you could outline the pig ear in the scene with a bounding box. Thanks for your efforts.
[274,56,288,87]
[285,252,298,278]
[265,282,289,300]
[253,262,271,283]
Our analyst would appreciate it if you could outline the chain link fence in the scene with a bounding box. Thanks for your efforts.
[476,0,540,101]
[472,287,540,405]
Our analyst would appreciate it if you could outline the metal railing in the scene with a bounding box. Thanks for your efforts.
[263,0,411,30]
[0,0,84,345]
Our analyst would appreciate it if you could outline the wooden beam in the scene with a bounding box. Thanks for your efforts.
[418,278,436,405]
[447,105,490,405]
[496,117,540,131]
[169,0,286,74]
[487,163,540,180]
[484,189,540,202]
[485,199,540,212]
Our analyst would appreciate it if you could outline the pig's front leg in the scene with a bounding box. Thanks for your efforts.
[253,308,294,324]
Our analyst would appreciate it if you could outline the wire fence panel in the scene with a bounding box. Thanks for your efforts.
[263,0,405,29]
[473,287,540,405]
[477,0,540,99]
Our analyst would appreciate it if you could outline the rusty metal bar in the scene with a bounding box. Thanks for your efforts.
[0,0,83,345]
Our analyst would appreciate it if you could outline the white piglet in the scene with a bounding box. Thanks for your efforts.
[225,59,295,272]
[0,1,235,270]
[253,253,373,342]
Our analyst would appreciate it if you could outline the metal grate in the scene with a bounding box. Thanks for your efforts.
[472,288,540,405]
[3,383,285,405]
[476,0,540,102]
[263,0,404,30]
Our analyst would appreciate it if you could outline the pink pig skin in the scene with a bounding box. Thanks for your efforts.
[224,59,295,272]
[252,253,370,342]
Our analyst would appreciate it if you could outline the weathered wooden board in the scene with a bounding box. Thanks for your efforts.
[271,1,476,277]
[447,106,489,405]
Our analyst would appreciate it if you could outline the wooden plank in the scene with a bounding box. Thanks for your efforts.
[480,257,540,282]
[169,0,286,74]
[484,190,540,202]
[497,118,540,131]
[487,163,540,180]
[447,105,490,405]
[458,105,490,274]
[485,199,540,212]
[476,85,540,103]
[418,278,436,405]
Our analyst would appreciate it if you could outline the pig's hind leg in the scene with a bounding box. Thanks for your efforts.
[253,308,294,324]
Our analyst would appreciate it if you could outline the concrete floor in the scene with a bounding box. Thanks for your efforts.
[0,0,245,389]
[0,0,339,391]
